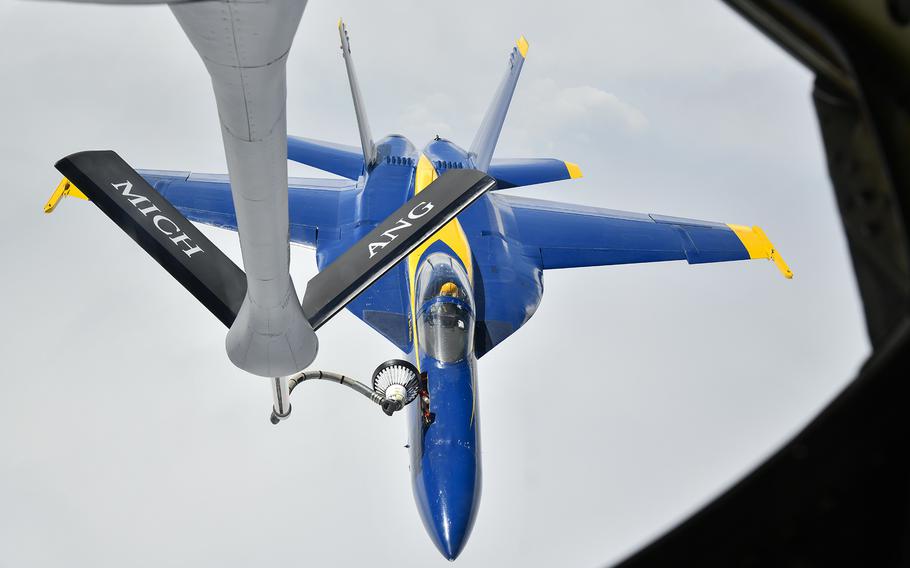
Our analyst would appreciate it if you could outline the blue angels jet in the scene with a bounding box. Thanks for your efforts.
[46,20,791,561]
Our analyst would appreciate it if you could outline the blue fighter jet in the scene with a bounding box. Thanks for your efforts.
[46,21,791,560]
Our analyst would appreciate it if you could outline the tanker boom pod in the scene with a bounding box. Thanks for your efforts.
[171,0,316,377]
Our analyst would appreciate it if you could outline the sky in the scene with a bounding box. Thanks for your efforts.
[0,1,870,567]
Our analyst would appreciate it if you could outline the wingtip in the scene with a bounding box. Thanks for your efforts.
[753,226,794,279]
[565,161,583,179]
[771,246,794,280]
[516,35,529,58]
[338,17,344,30]
[728,224,793,279]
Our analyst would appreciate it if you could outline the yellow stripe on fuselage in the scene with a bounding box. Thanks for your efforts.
[407,155,474,367]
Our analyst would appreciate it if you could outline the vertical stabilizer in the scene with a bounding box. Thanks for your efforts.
[338,19,376,168]
[469,36,529,172]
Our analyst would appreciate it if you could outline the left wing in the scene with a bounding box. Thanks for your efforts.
[504,195,792,278]
[139,170,357,248]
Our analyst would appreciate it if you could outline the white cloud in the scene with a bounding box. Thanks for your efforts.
[397,92,457,142]
[494,77,649,156]
[549,83,649,132]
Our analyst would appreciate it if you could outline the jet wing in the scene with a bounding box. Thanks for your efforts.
[504,195,792,277]
[139,170,357,248]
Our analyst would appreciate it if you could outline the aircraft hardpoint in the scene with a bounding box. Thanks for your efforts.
[45,5,791,560]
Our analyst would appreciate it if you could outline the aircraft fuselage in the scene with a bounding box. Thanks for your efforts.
[312,134,545,559]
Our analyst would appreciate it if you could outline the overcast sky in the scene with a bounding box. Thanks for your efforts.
[0,1,869,566]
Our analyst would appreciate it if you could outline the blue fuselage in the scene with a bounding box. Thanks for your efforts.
[409,351,480,560]
[312,134,544,559]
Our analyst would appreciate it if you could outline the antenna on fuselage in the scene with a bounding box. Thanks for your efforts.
[469,36,529,172]
[338,19,377,168]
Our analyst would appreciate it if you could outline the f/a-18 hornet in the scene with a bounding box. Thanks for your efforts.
[46,10,791,560]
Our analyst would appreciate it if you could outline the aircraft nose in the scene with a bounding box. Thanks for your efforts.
[415,444,481,561]
[429,496,473,560]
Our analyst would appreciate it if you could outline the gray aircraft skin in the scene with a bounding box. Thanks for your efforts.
[172,1,318,378]
[60,0,319,378]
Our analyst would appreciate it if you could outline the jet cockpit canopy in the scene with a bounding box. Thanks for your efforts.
[415,253,474,363]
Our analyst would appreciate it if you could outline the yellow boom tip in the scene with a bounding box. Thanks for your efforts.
[44,177,88,214]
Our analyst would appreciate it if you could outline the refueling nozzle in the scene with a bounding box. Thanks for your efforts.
[268,359,421,423]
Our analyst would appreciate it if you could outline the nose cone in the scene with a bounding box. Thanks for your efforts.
[414,442,481,560]
[409,353,481,559]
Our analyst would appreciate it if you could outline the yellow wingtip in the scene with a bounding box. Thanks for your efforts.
[44,177,87,214]
[516,35,529,58]
[338,17,343,30]
[728,224,793,279]
[565,162,583,179]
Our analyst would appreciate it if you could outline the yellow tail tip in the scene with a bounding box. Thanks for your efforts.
[565,162,583,179]
[338,17,344,29]
[516,36,529,58]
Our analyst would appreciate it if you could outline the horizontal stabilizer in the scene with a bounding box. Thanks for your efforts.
[54,151,248,327]
[488,158,582,189]
[302,168,497,329]
[287,136,365,180]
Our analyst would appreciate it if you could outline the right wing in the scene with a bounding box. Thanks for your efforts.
[503,195,792,278]
[139,170,357,248]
